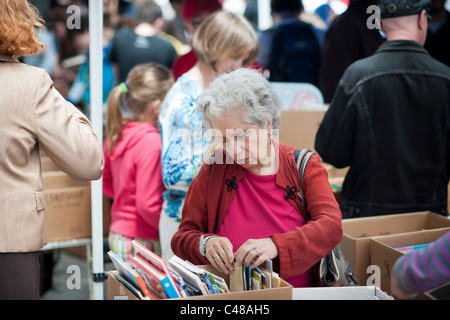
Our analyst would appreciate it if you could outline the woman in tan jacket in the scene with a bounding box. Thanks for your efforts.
[0,0,104,299]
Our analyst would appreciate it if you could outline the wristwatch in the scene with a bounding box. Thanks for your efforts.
[199,234,217,257]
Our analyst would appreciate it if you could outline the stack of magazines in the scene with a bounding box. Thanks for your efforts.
[108,240,282,300]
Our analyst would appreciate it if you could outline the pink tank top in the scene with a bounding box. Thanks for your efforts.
[218,169,311,287]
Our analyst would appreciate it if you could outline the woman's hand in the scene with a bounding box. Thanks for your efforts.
[235,238,278,269]
[205,236,235,275]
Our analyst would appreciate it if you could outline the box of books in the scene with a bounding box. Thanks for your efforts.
[106,240,293,300]
[370,227,450,299]
[340,211,450,286]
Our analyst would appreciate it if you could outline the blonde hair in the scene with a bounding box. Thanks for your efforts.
[192,10,259,71]
[106,63,174,155]
[0,0,44,57]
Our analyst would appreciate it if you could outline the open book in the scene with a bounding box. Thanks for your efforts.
[131,240,182,299]
[107,250,152,299]
[168,255,230,295]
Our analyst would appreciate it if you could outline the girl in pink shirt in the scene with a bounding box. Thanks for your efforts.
[103,63,173,266]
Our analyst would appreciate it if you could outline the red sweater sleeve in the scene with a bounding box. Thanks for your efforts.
[271,155,343,279]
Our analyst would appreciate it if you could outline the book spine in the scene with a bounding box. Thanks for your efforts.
[202,274,217,294]
[160,276,182,299]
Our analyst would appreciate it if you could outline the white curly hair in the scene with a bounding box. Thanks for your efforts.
[197,68,283,130]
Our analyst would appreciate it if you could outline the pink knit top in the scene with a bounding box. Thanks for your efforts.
[218,169,311,287]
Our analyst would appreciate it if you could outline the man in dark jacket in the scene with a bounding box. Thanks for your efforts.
[315,0,450,218]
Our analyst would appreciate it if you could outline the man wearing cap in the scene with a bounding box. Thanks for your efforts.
[315,0,450,218]
[171,0,223,80]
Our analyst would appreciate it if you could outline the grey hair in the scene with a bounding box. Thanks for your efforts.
[197,68,283,129]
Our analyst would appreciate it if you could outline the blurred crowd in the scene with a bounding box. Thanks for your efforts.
[24,0,449,111]
[2,0,449,300]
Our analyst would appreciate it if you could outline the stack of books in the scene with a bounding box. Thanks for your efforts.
[107,240,282,300]
[241,260,282,291]
[395,243,429,253]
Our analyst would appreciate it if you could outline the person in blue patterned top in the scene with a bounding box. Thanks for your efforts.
[158,10,259,260]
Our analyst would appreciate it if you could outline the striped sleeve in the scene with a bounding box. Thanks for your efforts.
[394,231,450,294]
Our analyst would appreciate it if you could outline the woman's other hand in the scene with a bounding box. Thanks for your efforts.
[235,238,278,269]
[205,236,235,275]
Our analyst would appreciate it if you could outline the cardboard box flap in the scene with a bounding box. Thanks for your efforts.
[371,228,450,249]
[342,211,450,239]
[424,211,450,229]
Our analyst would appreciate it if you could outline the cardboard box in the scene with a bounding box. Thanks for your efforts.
[340,211,450,286]
[370,228,450,299]
[44,186,111,242]
[43,171,90,189]
[278,110,326,152]
[278,110,349,174]
[107,265,293,301]
[44,186,92,242]
[278,110,349,206]
[41,155,61,172]
[292,286,393,300]
[107,271,140,300]
[41,152,112,243]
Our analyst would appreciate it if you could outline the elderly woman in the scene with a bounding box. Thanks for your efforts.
[158,10,259,260]
[171,68,342,287]
[0,0,103,299]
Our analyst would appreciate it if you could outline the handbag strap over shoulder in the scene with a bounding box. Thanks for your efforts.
[294,148,315,189]
[294,148,315,210]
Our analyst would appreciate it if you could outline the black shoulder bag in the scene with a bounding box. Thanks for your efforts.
[295,148,359,286]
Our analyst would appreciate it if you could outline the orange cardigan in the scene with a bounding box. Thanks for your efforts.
[171,143,342,284]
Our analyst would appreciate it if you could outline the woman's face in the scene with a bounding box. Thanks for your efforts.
[214,52,250,75]
[209,107,273,172]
